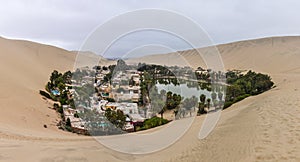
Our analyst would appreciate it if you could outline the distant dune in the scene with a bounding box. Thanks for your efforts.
[128,36,300,74]
[0,36,299,161]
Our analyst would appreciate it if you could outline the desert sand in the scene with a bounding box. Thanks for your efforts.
[0,36,299,161]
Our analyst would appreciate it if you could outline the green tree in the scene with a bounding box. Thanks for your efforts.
[207,98,211,110]
[160,89,167,97]
[50,70,60,85]
[218,92,223,109]
[183,96,198,110]
[157,100,166,119]
[116,59,128,71]
[198,102,205,115]
[182,96,198,117]
[115,109,126,128]
[58,82,65,92]
[63,71,72,83]
[211,92,217,101]
[210,92,217,108]
[200,94,206,104]
[218,92,223,101]
[191,95,198,110]
[66,117,71,127]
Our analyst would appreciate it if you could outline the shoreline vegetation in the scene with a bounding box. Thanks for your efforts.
[40,60,274,135]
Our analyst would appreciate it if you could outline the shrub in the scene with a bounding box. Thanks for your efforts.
[39,90,52,99]
[197,102,206,115]
[107,98,115,102]
[60,113,65,121]
[233,94,251,103]
[57,106,63,114]
[66,118,71,127]
[223,94,250,109]
[142,117,169,130]
[74,112,79,118]
[65,125,72,132]
[53,103,59,110]
[64,118,72,132]
[223,101,234,109]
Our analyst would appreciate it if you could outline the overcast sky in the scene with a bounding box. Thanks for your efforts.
[1,0,300,58]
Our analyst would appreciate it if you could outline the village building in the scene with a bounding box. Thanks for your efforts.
[63,106,87,134]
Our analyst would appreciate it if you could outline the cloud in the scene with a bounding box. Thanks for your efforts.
[0,0,300,57]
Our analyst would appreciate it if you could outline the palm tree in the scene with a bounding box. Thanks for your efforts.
[198,102,205,115]
[159,89,167,119]
[218,92,223,109]
[191,95,198,111]
[160,89,167,100]
[211,92,217,101]
[50,70,60,85]
[199,94,206,114]
[218,92,223,101]
[211,92,217,109]
[157,100,166,119]
[206,98,211,110]
[200,94,206,104]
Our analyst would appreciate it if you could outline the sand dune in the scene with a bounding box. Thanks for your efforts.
[128,36,300,73]
[0,37,75,138]
[0,37,110,138]
[0,36,300,161]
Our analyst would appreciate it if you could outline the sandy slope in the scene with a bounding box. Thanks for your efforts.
[0,37,75,138]
[0,37,110,138]
[128,36,300,74]
[0,36,300,161]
